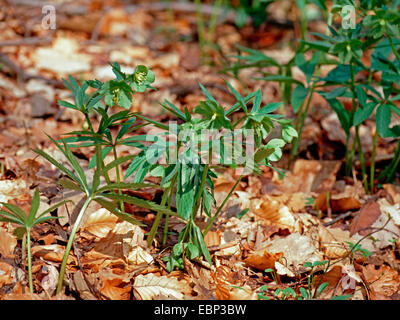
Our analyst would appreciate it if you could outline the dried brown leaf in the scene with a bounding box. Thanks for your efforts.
[133,273,192,300]
[362,264,400,299]
[83,208,118,238]
[0,228,17,258]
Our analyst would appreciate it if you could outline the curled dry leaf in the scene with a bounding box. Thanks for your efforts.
[204,230,221,247]
[278,160,340,195]
[101,274,131,300]
[212,264,256,300]
[318,226,352,258]
[0,228,17,258]
[350,202,381,236]
[244,249,283,271]
[0,179,27,203]
[362,264,400,299]
[32,244,76,264]
[83,208,119,238]
[378,198,400,226]
[251,196,297,232]
[0,261,14,287]
[351,204,400,252]
[133,273,192,300]
[125,246,153,265]
[280,160,322,194]
[382,184,400,204]
[41,264,59,296]
[89,221,152,266]
[266,233,323,276]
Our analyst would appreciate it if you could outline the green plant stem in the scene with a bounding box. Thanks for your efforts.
[85,108,112,186]
[56,196,92,295]
[192,164,210,220]
[208,0,222,45]
[354,126,368,193]
[346,61,358,177]
[370,129,378,194]
[147,187,169,247]
[203,173,244,236]
[344,134,351,176]
[388,35,400,63]
[288,83,315,167]
[346,137,357,176]
[386,140,400,182]
[26,229,33,294]
[84,113,94,133]
[194,0,206,62]
[112,145,124,212]
[162,173,178,245]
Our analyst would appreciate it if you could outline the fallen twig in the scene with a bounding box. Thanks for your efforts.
[323,211,357,227]
[0,52,64,87]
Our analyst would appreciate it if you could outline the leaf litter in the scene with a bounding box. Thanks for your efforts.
[0,0,399,301]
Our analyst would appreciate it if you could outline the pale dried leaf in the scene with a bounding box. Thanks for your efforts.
[0,261,14,287]
[133,274,192,300]
[266,233,323,274]
[32,244,75,264]
[83,208,119,238]
[41,264,59,296]
[362,265,400,299]
[319,227,351,258]
[0,228,17,258]
[0,179,27,203]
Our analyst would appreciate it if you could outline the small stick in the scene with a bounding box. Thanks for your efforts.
[322,211,356,227]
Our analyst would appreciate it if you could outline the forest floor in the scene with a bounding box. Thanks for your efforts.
[0,0,399,300]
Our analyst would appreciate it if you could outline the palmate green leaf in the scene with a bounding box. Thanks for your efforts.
[59,140,88,190]
[234,45,280,67]
[325,86,347,100]
[50,135,87,185]
[103,154,136,174]
[57,177,83,192]
[0,210,24,225]
[353,102,377,126]
[319,97,352,135]
[192,223,212,265]
[281,125,298,143]
[58,100,79,111]
[33,148,78,183]
[32,216,60,227]
[301,40,331,52]
[94,198,144,227]
[96,182,158,194]
[253,75,303,85]
[224,79,248,114]
[161,100,187,121]
[27,189,40,227]
[135,114,169,131]
[376,104,397,138]
[225,91,258,116]
[265,138,286,162]
[317,282,329,297]
[237,208,250,219]
[0,202,28,224]
[35,200,71,223]
[299,287,309,299]
[198,83,218,105]
[102,193,176,216]
[254,146,275,163]
[252,89,262,113]
[88,146,113,169]
[13,227,26,239]
[291,84,309,113]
